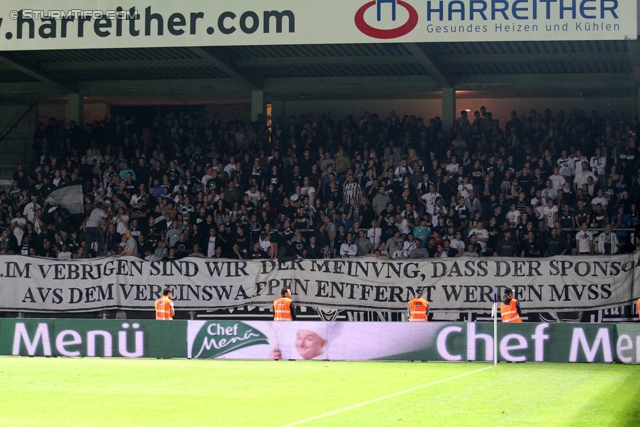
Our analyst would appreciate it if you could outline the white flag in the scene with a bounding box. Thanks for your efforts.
[45,184,84,215]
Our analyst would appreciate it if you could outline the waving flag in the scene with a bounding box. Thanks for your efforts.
[44,183,84,215]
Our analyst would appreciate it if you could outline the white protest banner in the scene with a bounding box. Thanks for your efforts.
[0,253,638,313]
[0,0,635,51]
[0,256,257,312]
[253,254,640,312]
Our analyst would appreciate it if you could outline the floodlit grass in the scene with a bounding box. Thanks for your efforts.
[0,358,638,426]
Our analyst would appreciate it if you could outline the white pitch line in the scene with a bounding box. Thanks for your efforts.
[280,365,495,427]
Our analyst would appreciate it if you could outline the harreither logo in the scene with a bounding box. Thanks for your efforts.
[355,0,419,39]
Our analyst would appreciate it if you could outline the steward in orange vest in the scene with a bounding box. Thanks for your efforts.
[408,288,429,322]
[637,298,640,319]
[273,288,296,321]
[155,288,175,320]
[500,288,522,323]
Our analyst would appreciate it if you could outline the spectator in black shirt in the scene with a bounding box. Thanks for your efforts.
[545,227,568,256]
[573,199,590,228]
[590,204,608,229]
[306,235,322,259]
[249,240,269,259]
[521,231,541,257]
[495,230,516,257]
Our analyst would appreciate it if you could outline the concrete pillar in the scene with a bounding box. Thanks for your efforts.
[67,93,84,126]
[441,88,456,135]
[270,100,284,123]
[251,90,265,123]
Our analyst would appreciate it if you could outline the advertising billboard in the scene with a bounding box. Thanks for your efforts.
[0,0,635,51]
[2,319,639,364]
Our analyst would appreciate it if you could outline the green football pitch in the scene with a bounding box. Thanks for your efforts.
[0,358,638,427]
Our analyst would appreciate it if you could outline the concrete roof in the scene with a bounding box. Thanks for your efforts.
[0,39,638,105]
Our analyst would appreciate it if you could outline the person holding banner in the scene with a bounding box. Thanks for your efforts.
[154,288,174,320]
[408,288,429,322]
[273,288,296,321]
[500,289,522,323]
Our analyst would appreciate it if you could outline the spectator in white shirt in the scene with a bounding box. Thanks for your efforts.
[57,244,73,261]
[450,231,465,253]
[395,214,411,235]
[339,233,358,258]
[23,196,41,223]
[541,180,558,202]
[575,223,594,255]
[468,222,489,253]
[366,219,382,250]
[591,189,608,208]
[245,185,261,205]
[392,241,409,259]
[223,156,237,179]
[301,177,316,207]
[421,185,441,216]
[394,158,413,179]
[542,199,558,228]
[574,162,598,190]
[207,228,218,257]
[506,203,521,228]
[445,156,460,175]
[557,151,575,179]
[548,166,566,191]
[590,148,607,185]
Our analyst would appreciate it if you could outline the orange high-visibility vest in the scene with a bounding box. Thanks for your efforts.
[155,296,174,320]
[273,297,292,321]
[408,298,429,322]
[500,299,522,323]
[637,298,640,319]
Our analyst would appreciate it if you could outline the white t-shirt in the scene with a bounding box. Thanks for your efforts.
[574,171,597,189]
[450,239,465,252]
[468,228,489,252]
[576,230,593,253]
[396,219,411,235]
[340,243,357,257]
[259,238,272,253]
[446,163,459,175]
[57,251,73,261]
[591,197,608,207]
[548,174,566,191]
[543,205,558,228]
[223,163,236,178]
[458,183,473,199]
[422,192,441,214]
[392,249,408,259]
[590,156,606,175]
[557,157,575,177]
[301,186,316,207]
[367,228,382,249]
[506,210,521,227]
[245,190,261,204]
[541,187,557,202]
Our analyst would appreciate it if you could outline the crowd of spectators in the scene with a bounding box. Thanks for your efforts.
[1,106,640,262]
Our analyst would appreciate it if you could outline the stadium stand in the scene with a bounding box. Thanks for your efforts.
[1,107,639,261]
